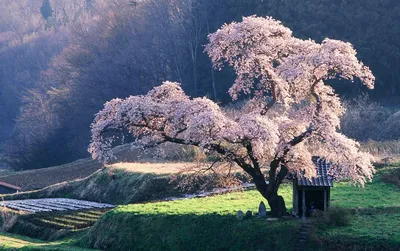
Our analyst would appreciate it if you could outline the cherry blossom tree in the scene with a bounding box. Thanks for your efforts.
[89,16,375,217]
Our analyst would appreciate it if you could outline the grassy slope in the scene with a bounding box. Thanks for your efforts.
[310,171,400,250]
[0,159,102,191]
[80,168,400,251]
[3,162,241,205]
[8,209,110,241]
[0,232,97,251]
[0,144,144,191]
[80,185,299,251]
[3,162,399,250]
[2,167,182,204]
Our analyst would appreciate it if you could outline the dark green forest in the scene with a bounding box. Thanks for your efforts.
[1,0,400,170]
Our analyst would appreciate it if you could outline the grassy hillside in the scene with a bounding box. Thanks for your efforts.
[0,158,102,191]
[80,186,299,251]
[8,209,110,241]
[0,144,149,191]
[2,162,239,205]
[0,232,96,251]
[308,168,400,250]
[2,165,185,204]
[2,162,399,250]
[77,168,400,251]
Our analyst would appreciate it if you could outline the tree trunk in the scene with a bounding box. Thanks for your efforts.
[254,182,287,218]
[250,160,288,218]
[265,193,287,218]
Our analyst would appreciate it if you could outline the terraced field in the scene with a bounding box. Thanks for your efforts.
[1,198,114,240]
[8,207,112,241]
[22,210,108,230]
[1,198,114,213]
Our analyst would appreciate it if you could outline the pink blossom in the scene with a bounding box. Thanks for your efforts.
[90,16,375,187]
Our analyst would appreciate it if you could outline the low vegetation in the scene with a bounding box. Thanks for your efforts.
[3,161,248,205]
[9,209,109,241]
[381,168,400,188]
[0,145,145,191]
[0,232,96,251]
[2,163,399,250]
[312,207,352,229]
[2,165,185,204]
[75,168,400,251]
[80,186,299,251]
[0,159,101,191]
[308,169,400,250]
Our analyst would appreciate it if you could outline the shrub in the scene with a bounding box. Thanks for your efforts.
[341,95,392,141]
[362,140,400,160]
[312,207,351,229]
[381,168,400,188]
[0,207,18,232]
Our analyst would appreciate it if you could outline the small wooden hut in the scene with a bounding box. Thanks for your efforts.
[292,157,334,219]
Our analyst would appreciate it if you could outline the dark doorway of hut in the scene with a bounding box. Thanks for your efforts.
[298,189,329,218]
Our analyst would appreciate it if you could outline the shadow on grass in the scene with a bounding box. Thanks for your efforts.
[309,235,400,251]
[79,212,300,251]
[0,245,89,251]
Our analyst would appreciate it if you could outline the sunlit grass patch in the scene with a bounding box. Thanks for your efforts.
[114,183,292,216]
[0,232,96,251]
[311,169,400,249]
[81,184,298,251]
[331,174,400,209]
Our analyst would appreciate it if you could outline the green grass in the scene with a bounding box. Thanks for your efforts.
[331,176,400,209]
[310,169,400,250]
[3,166,399,250]
[310,211,400,250]
[4,168,181,205]
[115,185,292,215]
[79,169,400,251]
[322,212,400,242]
[8,209,110,241]
[80,184,299,251]
[0,232,97,251]
[29,210,107,230]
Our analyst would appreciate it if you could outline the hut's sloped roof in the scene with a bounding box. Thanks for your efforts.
[297,157,333,187]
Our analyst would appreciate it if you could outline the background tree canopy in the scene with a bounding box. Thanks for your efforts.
[1,0,400,170]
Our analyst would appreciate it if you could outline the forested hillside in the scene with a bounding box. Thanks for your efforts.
[1,0,400,170]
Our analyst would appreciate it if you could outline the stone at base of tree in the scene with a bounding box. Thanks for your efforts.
[267,218,279,221]
[258,201,267,217]
[245,210,252,218]
[237,210,244,220]
[270,195,287,218]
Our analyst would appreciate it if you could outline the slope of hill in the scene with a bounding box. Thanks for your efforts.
[79,168,400,251]
[0,232,97,251]
[0,145,149,191]
[0,162,195,204]
[0,158,102,191]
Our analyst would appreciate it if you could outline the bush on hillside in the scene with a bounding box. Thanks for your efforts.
[312,207,351,229]
[0,207,18,232]
[381,168,400,188]
[80,210,299,251]
[341,95,392,141]
[362,140,400,159]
